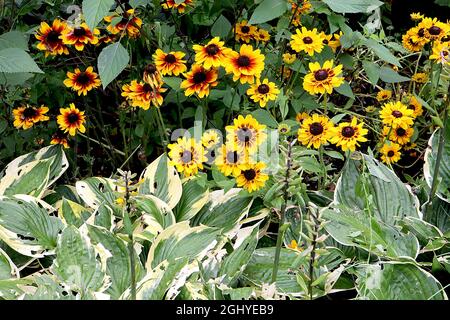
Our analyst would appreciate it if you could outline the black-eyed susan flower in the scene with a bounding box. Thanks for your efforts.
[61,22,99,51]
[376,89,392,102]
[296,112,310,123]
[153,49,187,76]
[235,20,257,43]
[406,96,423,118]
[328,32,342,53]
[201,129,221,149]
[192,37,232,69]
[143,63,163,87]
[380,101,414,129]
[411,72,428,84]
[224,44,265,84]
[380,142,402,164]
[402,27,428,52]
[290,27,324,56]
[283,53,296,64]
[121,80,166,110]
[63,66,101,96]
[57,103,86,136]
[104,9,142,38]
[226,115,267,152]
[297,113,333,149]
[410,12,424,21]
[215,144,247,177]
[13,105,49,130]
[50,131,70,148]
[255,28,270,43]
[289,0,312,26]
[35,19,69,57]
[246,78,280,108]
[168,137,207,177]
[161,0,194,13]
[278,123,291,135]
[303,60,344,95]
[430,41,450,65]
[382,125,414,145]
[180,64,218,98]
[235,162,269,193]
[329,117,368,152]
[419,17,449,41]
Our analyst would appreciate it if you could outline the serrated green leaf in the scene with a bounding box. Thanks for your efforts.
[82,0,115,32]
[0,48,43,73]
[98,42,130,88]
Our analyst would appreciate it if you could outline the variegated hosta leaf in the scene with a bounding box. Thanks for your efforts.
[356,262,447,300]
[425,196,450,233]
[400,216,446,253]
[0,195,63,257]
[424,126,450,203]
[0,248,18,280]
[75,177,121,214]
[23,274,76,300]
[146,221,220,269]
[133,195,176,241]
[59,198,92,228]
[52,225,109,296]
[191,188,253,234]
[0,278,34,300]
[335,153,420,226]
[138,154,182,209]
[173,176,210,222]
[323,207,420,259]
[0,145,68,198]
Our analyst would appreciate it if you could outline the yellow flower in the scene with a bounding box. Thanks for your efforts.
[290,27,324,56]
[35,19,69,57]
[192,37,232,69]
[255,28,271,43]
[161,0,194,13]
[180,64,218,98]
[402,27,428,52]
[328,31,342,53]
[201,129,221,149]
[215,144,248,177]
[63,66,101,96]
[61,22,99,51]
[57,103,86,136]
[303,60,344,95]
[379,101,414,129]
[13,105,49,130]
[283,53,296,64]
[50,131,70,149]
[296,112,310,123]
[278,123,291,135]
[224,44,265,84]
[410,12,424,21]
[235,162,269,193]
[406,95,423,118]
[380,142,402,164]
[289,0,312,26]
[153,49,187,76]
[121,80,166,110]
[429,41,450,65]
[168,137,207,177]
[411,72,428,84]
[104,9,142,38]
[297,113,333,149]
[329,117,368,152]
[225,115,267,152]
[382,125,414,145]
[246,78,280,108]
[287,239,302,251]
[365,105,377,113]
[376,89,392,102]
[235,20,257,43]
[419,17,449,41]
[143,63,164,87]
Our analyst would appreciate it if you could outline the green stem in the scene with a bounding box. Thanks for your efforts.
[318,145,326,189]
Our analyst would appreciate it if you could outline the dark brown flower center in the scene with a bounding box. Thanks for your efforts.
[165,54,177,64]
[314,69,329,81]
[309,122,324,136]
[396,128,406,136]
[205,44,219,55]
[142,83,152,92]
[241,26,250,33]
[257,84,270,94]
[193,71,207,84]
[47,30,61,43]
[23,107,38,118]
[392,110,403,118]
[73,27,86,37]
[342,126,355,138]
[429,26,441,36]
[237,55,251,67]
[407,104,416,111]
[243,169,256,181]
[323,39,329,44]
[226,151,239,164]
[180,150,193,163]
[387,150,395,157]
[418,28,425,37]
[442,35,450,42]
[76,72,90,85]
[144,63,157,74]
[303,36,313,44]
[237,127,253,143]
[67,112,80,124]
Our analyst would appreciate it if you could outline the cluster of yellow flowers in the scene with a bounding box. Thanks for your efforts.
[168,115,269,193]
[402,14,450,65]
[288,0,312,27]
[235,20,271,43]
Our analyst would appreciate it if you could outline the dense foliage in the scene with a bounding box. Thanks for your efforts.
[0,0,449,300]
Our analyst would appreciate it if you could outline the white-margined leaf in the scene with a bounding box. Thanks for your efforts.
[173,177,209,222]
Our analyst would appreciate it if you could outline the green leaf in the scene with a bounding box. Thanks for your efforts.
[173,177,209,222]
[425,196,450,233]
[211,15,232,38]
[362,60,380,85]
[163,76,182,90]
[75,177,119,211]
[59,198,92,228]
[82,0,115,32]
[356,262,447,300]
[248,0,289,25]
[363,39,401,67]
[0,31,29,50]
[251,109,278,128]
[322,0,383,13]
[334,81,354,99]
[97,42,130,88]
[0,248,15,280]
[379,66,410,83]
[0,48,43,73]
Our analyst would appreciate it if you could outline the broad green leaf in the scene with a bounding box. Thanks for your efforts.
[23,275,76,300]
[0,48,43,73]
[334,81,354,99]
[82,0,115,32]
[401,217,446,252]
[98,42,130,88]
[59,198,92,228]
[356,262,447,300]
[0,278,34,300]
[362,60,380,85]
[0,248,16,280]
[379,66,410,83]
[173,177,209,222]
[53,226,107,295]
[75,177,120,214]
[139,154,183,209]
[146,221,220,269]
[424,127,450,203]
[248,0,289,25]
[425,196,450,233]
[0,195,63,257]
[211,15,232,38]
[0,72,33,86]
[363,38,401,67]
[251,109,279,128]
[0,31,29,50]
[322,0,383,13]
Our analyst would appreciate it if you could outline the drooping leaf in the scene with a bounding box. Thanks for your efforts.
[248,0,289,25]
[322,0,383,13]
[82,0,115,32]
[97,42,129,88]
[363,39,401,67]
[173,177,209,222]
[0,48,43,73]
[211,15,232,38]
[379,66,410,83]
[0,31,29,51]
